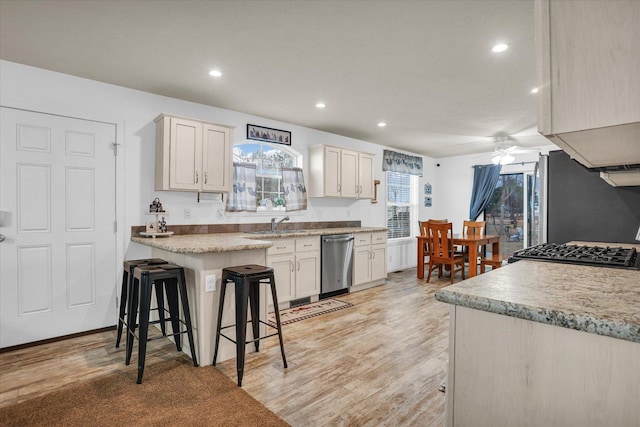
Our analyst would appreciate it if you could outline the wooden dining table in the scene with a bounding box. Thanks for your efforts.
[416,233,500,279]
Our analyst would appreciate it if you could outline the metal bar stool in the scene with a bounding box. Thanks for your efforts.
[125,263,198,383]
[212,264,287,386]
[116,258,168,348]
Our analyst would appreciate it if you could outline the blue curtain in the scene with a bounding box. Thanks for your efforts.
[469,164,501,221]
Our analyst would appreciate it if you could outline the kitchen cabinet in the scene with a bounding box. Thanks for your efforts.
[308,144,375,198]
[353,232,387,288]
[436,253,640,426]
[155,113,233,192]
[535,0,640,169]
[357,152,374,198]
[267,236,320,307]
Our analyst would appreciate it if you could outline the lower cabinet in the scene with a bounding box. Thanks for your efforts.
[267,236,320,308]
[353,231,387,289]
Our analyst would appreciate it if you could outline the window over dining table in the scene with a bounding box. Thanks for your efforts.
[386,171,418,239]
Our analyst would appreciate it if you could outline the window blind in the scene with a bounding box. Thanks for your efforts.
[386,171,412,239]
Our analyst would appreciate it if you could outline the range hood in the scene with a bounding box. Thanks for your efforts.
[543,122,640,187]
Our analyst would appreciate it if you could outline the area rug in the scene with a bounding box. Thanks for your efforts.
[0,357,288,427]
[267,298,353,327]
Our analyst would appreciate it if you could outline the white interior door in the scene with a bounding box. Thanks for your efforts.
[0,107,117,348]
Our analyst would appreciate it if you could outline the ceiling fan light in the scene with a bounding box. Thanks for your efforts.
[492,152,515,165]
[501,154,515,165]
[492,43,508,53]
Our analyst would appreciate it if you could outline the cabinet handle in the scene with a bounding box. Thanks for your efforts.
[303,244,312,247]
[195,171,199,183]
[372,251,375,259]
[297,261,300,271]
[276,246,287,250]
[204,171,208,184]
[337,184,341,193]
[291,261,294,272]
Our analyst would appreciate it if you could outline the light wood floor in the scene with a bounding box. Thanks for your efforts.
[0,268,455,426]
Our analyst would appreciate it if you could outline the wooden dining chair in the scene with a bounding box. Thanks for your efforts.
[463,220,485,236]
[456,220,486,271]
[419,219,449,278]
[418,218,449,236]
[426,222,465,284]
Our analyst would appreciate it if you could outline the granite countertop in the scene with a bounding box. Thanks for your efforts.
[130,226,387,254]
[435,260,640,344]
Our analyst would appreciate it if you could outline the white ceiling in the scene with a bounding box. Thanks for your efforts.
[0,0,553,158]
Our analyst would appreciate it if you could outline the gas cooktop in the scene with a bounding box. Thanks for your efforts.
[509,243,640,270]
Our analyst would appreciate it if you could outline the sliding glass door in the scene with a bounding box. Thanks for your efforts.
[484,173,525,255]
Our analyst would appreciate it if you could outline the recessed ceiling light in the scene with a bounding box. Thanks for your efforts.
[530,87,539,94]
[491,43,508,53]
[316,102,326,108]
[209,70,223,77]
[378,122,387,127]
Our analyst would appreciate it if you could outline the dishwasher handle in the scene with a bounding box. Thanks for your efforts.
[322,236,354,243]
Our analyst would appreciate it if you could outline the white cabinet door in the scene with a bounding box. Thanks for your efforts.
[308,144,375,199]
[156,114,233,192]
[352,232,387,288]
[340,149,359,198]
[353,246,372,286]
[324,146,341,197]
[202,123,231,192]
[371,244,387,282]
[537,0,639,135]
[267,254,295,304]
[358,153,374,198]
[169,117,202,191]
[295,251,320,298]
[0,107,117,348]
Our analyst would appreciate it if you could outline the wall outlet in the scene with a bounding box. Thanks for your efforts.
[205,274,216,292]
[184,208,191,218]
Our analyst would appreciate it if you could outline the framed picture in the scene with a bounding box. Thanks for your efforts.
[424,196,432,207]
[247,124,291,145]
[424,183,432,194]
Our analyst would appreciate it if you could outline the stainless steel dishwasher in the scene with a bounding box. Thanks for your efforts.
[320,233,354,298]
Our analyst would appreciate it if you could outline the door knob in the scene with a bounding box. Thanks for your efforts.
[0,234,5,242]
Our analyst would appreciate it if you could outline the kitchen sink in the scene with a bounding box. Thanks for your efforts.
[248,230,310,235]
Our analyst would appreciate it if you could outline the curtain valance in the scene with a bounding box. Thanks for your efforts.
[382,150,423,176]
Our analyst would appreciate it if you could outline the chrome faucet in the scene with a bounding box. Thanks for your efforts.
[271,216,290,232]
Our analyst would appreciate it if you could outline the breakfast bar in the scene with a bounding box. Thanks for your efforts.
[435,247,640,426]
[131,226,386,365]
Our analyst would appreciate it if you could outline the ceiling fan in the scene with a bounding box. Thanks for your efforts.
[489,136,535,165]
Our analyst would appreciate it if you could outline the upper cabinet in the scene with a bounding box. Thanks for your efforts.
[155,114,233,192]
[308,144,374,199]
[535,0,640,169]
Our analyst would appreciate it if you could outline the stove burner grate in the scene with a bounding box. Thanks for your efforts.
[510,243,639,270]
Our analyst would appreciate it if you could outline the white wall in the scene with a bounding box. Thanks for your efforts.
[435,147,557,233]
[0,60,435,268]
[0,60,557,272]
